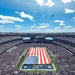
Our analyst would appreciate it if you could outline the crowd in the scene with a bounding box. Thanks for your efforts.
[0,36,22,43]
[0,34,75,75]
[53,41,75,54]
[54,37,75,44]
[0,40,24,54]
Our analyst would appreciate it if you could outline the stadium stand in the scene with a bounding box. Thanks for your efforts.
[0,33,75,75]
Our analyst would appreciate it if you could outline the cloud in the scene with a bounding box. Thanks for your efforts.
[54,20,65,26]
[37,25,49,28]
[0,25,3,29]
[31,23,50,29]
[36,0,55,7]
[0,20,14,24]
[45,0,55,7]
[39,23,50,26]
[61,0,72,4]
[36,0,44,6]
[16,12,34,20]
[61,0,75,4]
[37,23,50,29]
[73,17,75,20]
[0,15,24,24]
[64,25,72,29]
[65,9,75,13]
[73,17,75,22]
[54,20,64,23]
[53,25,75,33]
[67,26,72,28]
[31,25,36,28]
[31,24,36,28]
[15,25,23,29]
[55,27,61,30]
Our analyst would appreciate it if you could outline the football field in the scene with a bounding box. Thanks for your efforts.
[21,47,55,70]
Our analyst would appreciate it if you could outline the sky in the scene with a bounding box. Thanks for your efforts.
[0,0,75,33]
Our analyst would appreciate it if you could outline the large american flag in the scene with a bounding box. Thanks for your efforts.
[28,47,51,64]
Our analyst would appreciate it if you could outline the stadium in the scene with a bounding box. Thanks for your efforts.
[0,32,75,75]
[0,0,75,75]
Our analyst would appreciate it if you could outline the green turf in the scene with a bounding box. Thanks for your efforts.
[16,47,60,73]
[47,48,60,72]
[16,48,29,71]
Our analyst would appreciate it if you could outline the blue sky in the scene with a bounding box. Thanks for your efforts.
[0,0,75,33]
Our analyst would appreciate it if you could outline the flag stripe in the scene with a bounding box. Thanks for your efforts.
[42,48,46,64]
[30,48,34,56]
